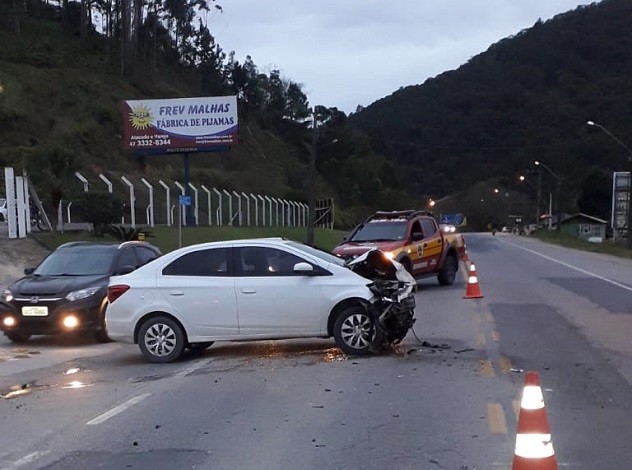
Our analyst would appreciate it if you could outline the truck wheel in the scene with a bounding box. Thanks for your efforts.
[437,254,458,286]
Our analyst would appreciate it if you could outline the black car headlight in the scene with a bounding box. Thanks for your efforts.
[2,289,13,302]
[65,286,101,302]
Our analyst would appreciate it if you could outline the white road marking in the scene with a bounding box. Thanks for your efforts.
[85,359,207,427]
[1,451,49,470]
[507,242,632,292]
[175,359,209,378]
[86,393,151,425]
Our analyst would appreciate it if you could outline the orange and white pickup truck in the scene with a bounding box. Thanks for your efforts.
[332,210,467,285]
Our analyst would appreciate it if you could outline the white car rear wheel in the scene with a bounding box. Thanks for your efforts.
[138,316,185,363]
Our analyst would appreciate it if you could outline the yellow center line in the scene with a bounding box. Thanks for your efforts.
[491,329,500,343]
[487,402,508,434]
[500,357,511,375]
[480,359,495,377]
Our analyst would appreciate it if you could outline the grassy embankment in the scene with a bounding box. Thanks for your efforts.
[532,230,632,259]
[32,226,348,254]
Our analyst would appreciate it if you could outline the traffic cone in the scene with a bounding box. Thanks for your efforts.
[464,262,483,299]
[512,371,558,470]
[462,249,470,262]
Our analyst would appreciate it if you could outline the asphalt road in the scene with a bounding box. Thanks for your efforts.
[1,232,632,469]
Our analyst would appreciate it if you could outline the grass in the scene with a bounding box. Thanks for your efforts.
[532,230,632,259]
[31,226,349,254]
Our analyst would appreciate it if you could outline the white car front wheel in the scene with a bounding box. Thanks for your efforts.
[333,306,376,355]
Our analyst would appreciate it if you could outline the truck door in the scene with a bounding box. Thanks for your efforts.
[410,219,443,275]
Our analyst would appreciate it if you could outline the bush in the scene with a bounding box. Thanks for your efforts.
[74,191,125,235]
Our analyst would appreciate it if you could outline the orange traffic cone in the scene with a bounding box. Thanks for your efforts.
[512,371,558,470]
[462,249,470,262]
[464,262,483,299]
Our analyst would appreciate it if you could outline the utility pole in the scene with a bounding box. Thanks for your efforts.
[307,108,317,246]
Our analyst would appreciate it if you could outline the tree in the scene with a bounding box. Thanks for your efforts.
[74,191,125,235]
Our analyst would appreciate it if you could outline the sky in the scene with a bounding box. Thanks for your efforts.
[207,0,602,115]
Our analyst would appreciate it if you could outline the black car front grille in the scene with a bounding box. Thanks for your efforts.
[2,295,102,334]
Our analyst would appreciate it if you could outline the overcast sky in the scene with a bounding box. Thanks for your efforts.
[207,1,602,114]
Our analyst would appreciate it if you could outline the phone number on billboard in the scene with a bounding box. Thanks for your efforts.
[129,138,171,147]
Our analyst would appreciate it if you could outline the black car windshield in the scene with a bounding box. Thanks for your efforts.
[349,221,408,242]
[33,246,116,276]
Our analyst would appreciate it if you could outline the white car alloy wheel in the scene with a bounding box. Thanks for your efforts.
[333,306,376,356]
[138,316,185,363]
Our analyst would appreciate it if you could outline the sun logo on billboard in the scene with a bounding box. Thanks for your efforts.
[129,104,153,130]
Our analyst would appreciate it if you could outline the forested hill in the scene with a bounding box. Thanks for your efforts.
[349,0,632,220]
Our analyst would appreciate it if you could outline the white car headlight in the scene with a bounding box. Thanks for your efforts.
[2,289,13,302]
[66,286,101,302]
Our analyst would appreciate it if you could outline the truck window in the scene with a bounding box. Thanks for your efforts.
[421,219,438,238]
[410,221,423,239]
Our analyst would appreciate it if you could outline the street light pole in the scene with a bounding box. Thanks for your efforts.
[534,160,563,233]
[587,120,632,249]
[306,108,317,246]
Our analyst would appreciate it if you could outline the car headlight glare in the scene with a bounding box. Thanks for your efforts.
[2,289,13,302]
[66,286,100,302]
[384,251,395,259]
[63,315,79,328]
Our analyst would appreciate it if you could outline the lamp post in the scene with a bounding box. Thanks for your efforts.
[306,106,338,246]
[587,120,632,249]
[534,160,562,232]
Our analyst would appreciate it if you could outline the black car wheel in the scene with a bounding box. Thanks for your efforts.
[93,327,111,343]
[5,331,32,343]
[138,316,185,363]
[333,306,376,356]
[93,302,112,343]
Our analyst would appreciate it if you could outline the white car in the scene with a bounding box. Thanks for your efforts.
[106,238,389,363]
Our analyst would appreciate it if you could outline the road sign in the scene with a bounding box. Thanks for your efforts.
[178,195,191,206]
[440,213,465,226]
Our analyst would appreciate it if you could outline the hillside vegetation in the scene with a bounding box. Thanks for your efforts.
[0,2,414,231]
[351,0,632,227]
[2,0,630,234]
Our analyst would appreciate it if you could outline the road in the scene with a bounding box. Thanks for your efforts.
[1,232,631,469]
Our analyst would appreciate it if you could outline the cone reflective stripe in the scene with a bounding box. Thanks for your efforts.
[512,371,558,470]
[464,262,483,299]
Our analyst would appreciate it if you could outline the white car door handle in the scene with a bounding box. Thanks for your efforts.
[170,290,184,296]
[241,288,256,294]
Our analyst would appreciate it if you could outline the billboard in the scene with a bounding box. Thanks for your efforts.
[123,96,238,154]
[612,171,630,237]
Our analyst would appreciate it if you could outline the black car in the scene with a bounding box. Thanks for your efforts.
[0,241,161,343]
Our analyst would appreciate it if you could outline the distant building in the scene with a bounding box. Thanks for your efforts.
[559,213,607,241]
